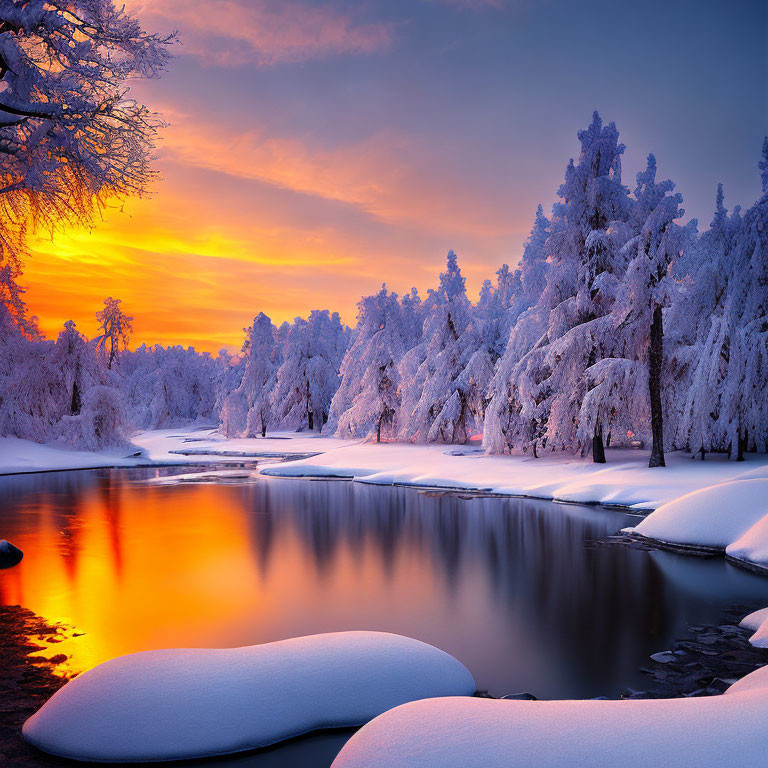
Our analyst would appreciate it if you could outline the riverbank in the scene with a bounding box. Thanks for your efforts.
[0,429,359,476]
[0,606,73,767]
[3,428,766,513]
[259,442,768,511]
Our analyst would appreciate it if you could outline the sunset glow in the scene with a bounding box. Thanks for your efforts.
[19,0,767,352]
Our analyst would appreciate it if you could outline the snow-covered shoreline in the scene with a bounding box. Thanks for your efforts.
[260,441,768,510]
[0,428,360,477]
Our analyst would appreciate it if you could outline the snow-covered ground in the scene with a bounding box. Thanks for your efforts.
[622,478,768,573]
[0,427,358,476]
[23,632,475,763]
[260,441,768,511]
[331,664,768,768]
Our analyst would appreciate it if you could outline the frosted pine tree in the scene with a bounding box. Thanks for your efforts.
[399,250,478,443]
[221,313,280,437]
[669,185,746,457]
[579,156,691,466]
[121,345,218,430]
[52,321,107,418]
[671,145,768,459]
[272,310,348,431]
[327,286,407,440]
[483,205,552,453]
[485,113,632,458]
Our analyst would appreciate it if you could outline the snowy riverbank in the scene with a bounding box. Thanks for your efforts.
[260,441,768,510]
[0,428,358,476]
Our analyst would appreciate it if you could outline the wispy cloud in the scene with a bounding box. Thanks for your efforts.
[126,0,393,67]
[157,111,514,238]
[423,0,508,9]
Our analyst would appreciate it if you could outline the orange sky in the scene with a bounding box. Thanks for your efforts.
[19,0,766,353]
[23,123,529,352]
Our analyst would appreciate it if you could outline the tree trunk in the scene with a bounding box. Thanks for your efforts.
[71,380,81,415]
[737,428,747,462]
[592,422,606,464]
[376,417,382,444]
[648,304,666,467]
[305,380,313,431]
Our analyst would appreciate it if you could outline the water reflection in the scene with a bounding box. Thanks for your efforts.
[2,467,768,764]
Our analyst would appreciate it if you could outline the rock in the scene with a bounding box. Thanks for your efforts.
[0,540,23,569]
[650,651,676,664]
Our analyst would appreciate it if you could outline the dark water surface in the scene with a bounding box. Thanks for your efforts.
[2,466,768,766]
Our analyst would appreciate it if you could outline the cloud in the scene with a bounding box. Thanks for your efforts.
[125,0,393,67]
[423,0,508,8]
[23,152,523,352]
[156,110,516,239]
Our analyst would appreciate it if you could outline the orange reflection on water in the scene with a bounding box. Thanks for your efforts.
[2,480,276,673]
[0,472,440,677]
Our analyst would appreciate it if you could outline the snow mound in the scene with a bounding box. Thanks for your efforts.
[23,631,475,763]
[331,673,768,768]
[739,606,768,632]
[726,513,768,571]
[748,619,768,649]
[626,479,768,550]
[723,664,768,695]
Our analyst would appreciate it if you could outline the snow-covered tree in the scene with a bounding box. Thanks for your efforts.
[669,148,768,459]
[511,204,551,318]
[95,297,133,369]
[579,157,691,466]
[0,332,58,442]
[399,287,424,349]
[272,310,348,431]
[121,344,218,430]
[485,113,632,458]
[52,320,106,417]
[221,313,281,437]
[0,0,173,263]
[399,250,482,443]
[326,286,407,441]
[62,384,131,451]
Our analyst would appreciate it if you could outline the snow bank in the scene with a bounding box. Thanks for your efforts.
[0,437,144,475]
[0,428,360,476]
[331,667,768,768]
[738,607,768,650]
[740,606,768,632]
[262,443,768,511]
[132,428,360,465]
[747,620,768,649]
[4,426,767,520]
[626,479,768,549]
[23,631,475,763]
[726,512,768,572]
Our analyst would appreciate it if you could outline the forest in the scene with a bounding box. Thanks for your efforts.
[2,113,766,468]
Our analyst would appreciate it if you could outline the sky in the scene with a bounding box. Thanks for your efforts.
[23,0,768,353]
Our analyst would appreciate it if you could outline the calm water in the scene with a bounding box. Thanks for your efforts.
[2,466,768,766]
